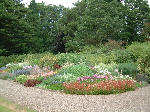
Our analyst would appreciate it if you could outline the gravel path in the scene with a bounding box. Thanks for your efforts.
[0,79,150,112]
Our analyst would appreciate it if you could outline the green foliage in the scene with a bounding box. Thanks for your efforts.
[84,54,107,65]
[137,52,150,80]
[59,0,150,52]
[57,63,95,82]
[15,75,28,84]
[127,42,150,60]
[41,84,64,91]
[23,52,57,69]
[111,49,135,63]
[38,54,58,69]
[116,63,137,78]
[36,76,44,82]
[0,54,27,67]
[0,73,16,80]
[56,53,87,66]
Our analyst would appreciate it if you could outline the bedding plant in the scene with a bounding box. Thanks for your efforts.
[0,42,149,95]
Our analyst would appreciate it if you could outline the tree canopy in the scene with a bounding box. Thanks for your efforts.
[0,0,150,55]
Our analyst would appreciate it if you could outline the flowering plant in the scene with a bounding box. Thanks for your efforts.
[63,79,136,95]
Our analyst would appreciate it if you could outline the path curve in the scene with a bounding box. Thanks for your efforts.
[0,79,150,112]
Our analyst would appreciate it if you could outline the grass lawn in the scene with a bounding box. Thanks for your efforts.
[0,97,36,112]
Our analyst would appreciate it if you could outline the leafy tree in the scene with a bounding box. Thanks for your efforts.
[0,0,36,55]
[59,0,150,52]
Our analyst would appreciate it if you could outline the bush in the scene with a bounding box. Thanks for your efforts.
[79,45,103,54]
[24,53,57,69]
[126,42,150,80]
[56,53,87,66]
[116,63,137,78]
[104,39,124,51]
[38,54,58,69]
[84,54,108,65]
[137,52,150,81]
[126,42,150,61]
[0,54,27,68]
[15,75,28,84]
[79,40,124,54]
[94,63,117,75]
[111,49,135,63]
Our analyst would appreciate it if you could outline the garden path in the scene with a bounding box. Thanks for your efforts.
[0,79,150,112]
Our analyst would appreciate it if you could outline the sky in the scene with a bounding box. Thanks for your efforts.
[22,0,150,8]
[22,0,80,8]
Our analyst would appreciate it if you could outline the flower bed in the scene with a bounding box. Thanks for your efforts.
[63,79,136,95]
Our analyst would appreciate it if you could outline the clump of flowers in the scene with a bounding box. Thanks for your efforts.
[77,74,111,81]
[61,62,74,68]
[27,71,56,79]
[63,71,136,95]
[63,79,136,95]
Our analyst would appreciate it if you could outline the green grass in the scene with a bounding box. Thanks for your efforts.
[0,105,12,112]
[0,97,36,112]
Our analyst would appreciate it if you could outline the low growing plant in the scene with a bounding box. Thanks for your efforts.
[63,79,136,95]
[15,75,28,84]
[24,79,42,87]
[57,63,95,82]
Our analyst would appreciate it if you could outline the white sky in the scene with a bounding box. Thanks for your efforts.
[22,0,150,8]
[22,0,79,8]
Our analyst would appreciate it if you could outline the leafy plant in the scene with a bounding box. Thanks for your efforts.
[24,79,42,87]
[0,73,16,80]
[63,79,136,95]
[111,49,135,63]
[137,52,150,81]
[56,53,87,66]
[15,75,28,84]
[57,63,95,82]
[116,63,137,78]
[126,42,150,61]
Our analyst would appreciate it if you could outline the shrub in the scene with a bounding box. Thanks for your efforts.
[111,49,135,63]
[38,54,58,69]
[84,54,108,65]
[79,45,103,54]
[137,52,150,81]
[15,75,28,84]
[126,42,150,61]
[0,54,27,68]
[116,63,137,78]
[24,79,42,87]
[24,52,57,68]
[56,53,87,66]
[93,63,117,75]
[104,39,124,51]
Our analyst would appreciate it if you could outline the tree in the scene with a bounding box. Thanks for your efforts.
[59,0,150,52]
[0,0,37,55]
[27,0,66,52]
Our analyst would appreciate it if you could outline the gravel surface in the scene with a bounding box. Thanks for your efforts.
[0,79,150,112]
